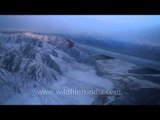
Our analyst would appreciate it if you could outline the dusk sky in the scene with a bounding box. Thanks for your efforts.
[0,15,160,44]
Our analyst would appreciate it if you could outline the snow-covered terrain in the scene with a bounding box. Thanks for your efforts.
[0,32,160,105]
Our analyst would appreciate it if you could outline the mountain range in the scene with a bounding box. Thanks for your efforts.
[0,32,160,105]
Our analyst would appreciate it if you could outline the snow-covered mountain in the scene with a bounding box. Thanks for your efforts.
[0,32,160,105]
[0,32,108,104]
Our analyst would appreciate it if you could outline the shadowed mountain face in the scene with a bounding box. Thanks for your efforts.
[60,34,160,62]
[128,68,160,74]
[0,33,63,81]
[0,32,160,105]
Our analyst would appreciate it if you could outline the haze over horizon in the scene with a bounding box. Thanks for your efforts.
[0,15,160,45]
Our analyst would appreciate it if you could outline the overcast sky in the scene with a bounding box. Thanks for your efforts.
[0,15,160,44]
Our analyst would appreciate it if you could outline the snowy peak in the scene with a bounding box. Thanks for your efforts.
[0,32,94,83]
[23,32,66,42]
[24,32,49,41]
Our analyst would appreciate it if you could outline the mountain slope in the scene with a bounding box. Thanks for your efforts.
[0,32,113,104]
[0,32,160,105]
